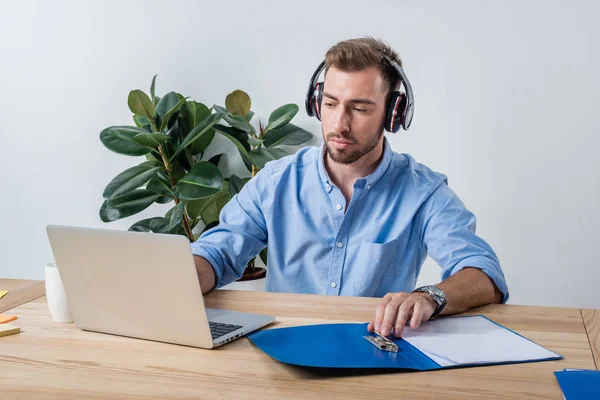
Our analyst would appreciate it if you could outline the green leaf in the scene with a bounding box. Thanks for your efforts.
[107,190,160,216]
[100,200,126,222]
[128,90,156,120]
[133,132,170,148]
[100,126,155,156]
[103,164,160,199]
[214,105,254,134]
[165,118,184,143]
[249,148,276,168]
[175,112,225,158]
[129,217,163,232]
[265,147,289,160]
[248,137,263,147]
[171,162,186,184]
[181,102,215,154]
[264,104,299,133]
[153,95,161,107]
[259,247,268,266]
[189,181,229,225]
[246,111,255,122]
[208,153,223,168]
[263,123,313,148]
[191,130,215,155]
[228,174,249,198]
[149,217,170,233]
[225,90,251,116]
[186,197,210,220]
[201,220,219,234]
[159,96,187,131]
[214,124,250,158]
[156,92,180,118]
[181,101,211,134]
[174,162,223,200]
[166,202,185,232]
[133,115,151,128]
[150,75,157,104]
[146,172,174,203]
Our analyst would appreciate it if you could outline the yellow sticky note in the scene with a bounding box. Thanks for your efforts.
[0,314,17,324]
[0,290,8,300]
[0,323,20,337]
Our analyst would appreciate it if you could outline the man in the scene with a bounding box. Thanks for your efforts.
[191,37,508,338]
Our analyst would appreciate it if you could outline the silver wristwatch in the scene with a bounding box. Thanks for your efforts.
[412,285,447,319]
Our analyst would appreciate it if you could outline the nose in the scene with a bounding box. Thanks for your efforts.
[331,107,350,134]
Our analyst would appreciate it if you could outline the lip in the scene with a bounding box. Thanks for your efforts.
[330,138,354,149]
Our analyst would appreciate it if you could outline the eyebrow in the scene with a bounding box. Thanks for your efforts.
[322,92,376,105]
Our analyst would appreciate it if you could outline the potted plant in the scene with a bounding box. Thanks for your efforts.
[212,90,313,279]
[99,77,312,281]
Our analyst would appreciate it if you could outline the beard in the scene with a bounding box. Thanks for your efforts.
[323,128,384,165]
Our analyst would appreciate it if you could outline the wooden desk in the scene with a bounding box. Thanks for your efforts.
[0,279,46,314]
[0,285,598,399]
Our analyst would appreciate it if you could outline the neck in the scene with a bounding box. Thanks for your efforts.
[324,139,385,190]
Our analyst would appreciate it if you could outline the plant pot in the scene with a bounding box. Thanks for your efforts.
[45,262,73,323]
[239,266,266,281]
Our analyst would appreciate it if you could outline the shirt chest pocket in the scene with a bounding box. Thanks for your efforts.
[352,239,399,296]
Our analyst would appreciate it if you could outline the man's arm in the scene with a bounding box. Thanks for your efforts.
[194,255,216,294]
[369,181,508,337]
[435,266,503,315]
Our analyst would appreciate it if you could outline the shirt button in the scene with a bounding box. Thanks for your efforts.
[326,184,331,190]
[366,184,371,190]
[336,204,342,210]
[337,242,343,248]
[330,281,337,288]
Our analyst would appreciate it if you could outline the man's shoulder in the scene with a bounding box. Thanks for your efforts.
[390,152,448,196]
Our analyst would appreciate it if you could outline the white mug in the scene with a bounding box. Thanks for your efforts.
[45,262,73,323]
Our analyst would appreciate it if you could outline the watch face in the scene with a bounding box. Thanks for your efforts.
[429,285,445,298]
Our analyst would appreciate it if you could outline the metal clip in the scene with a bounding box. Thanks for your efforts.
[363,332,398,352]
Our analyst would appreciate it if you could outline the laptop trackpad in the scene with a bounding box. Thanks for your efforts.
[205,308,230,320]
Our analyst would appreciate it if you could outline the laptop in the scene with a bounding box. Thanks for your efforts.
[46,224,275,349]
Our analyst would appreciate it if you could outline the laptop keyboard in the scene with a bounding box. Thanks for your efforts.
[209,321,243,340]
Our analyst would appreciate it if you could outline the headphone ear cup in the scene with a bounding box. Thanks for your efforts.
[314,82,324,121]
[385,91,407,133]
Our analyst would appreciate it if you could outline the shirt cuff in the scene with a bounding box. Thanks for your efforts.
[190,245,224,289]
[445,255,510,303]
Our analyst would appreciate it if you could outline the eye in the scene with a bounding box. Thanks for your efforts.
[324,103,336,108]
[354,108,368,113]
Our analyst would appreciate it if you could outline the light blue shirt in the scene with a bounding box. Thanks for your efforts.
[191,139,509,301]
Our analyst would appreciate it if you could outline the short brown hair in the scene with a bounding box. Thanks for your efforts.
[324,37,402,95]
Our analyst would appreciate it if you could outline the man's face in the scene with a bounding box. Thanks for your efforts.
[321,66,388,165]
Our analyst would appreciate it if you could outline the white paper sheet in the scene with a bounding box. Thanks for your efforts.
[402,315,560,367]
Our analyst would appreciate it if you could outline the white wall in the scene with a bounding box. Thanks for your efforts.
[1,0,598,308]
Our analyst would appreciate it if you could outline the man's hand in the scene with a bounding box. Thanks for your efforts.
[367,292,438,337]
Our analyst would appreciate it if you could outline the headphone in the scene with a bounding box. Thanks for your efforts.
[305,57,414,133]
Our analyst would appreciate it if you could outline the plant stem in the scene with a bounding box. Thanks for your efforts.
[158,144,195,242]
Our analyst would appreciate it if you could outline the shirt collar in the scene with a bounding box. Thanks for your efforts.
[317,137,394,191]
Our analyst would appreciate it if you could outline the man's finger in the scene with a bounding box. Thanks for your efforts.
[367,321,374,332]
[373,295,393,333]
[394,301,414,337]
[380,300,402,336]
[410,301,423,329]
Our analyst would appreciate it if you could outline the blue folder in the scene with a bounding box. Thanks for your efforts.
[247,315,562,370]
[554,369,600,399]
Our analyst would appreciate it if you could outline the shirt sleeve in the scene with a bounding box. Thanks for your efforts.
[190,164,272,288]
[416,181,509,303]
